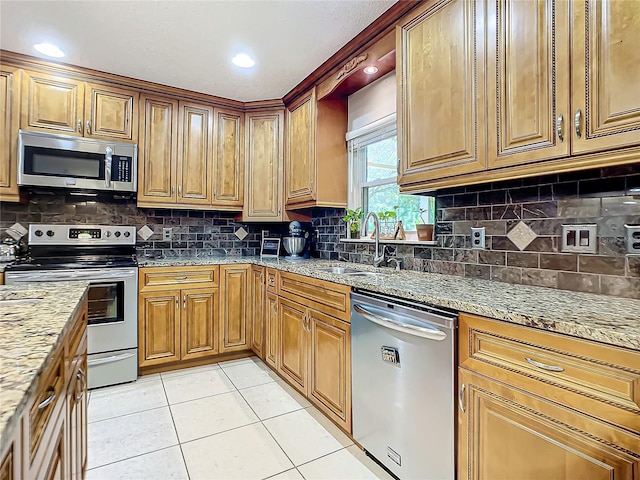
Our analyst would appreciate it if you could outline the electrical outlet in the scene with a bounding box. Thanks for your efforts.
[561,224,597,253]
[163,227,172,241]
[471,227,485,249]
[624,224,640,254]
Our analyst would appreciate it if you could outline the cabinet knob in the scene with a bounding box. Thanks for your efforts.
[86,121,91,135]
[574,109,582,139]
[458,383,466,413]
[556,114,564,142]
[77,119,83,134]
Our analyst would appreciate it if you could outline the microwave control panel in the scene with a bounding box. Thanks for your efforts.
[112,156,133,182]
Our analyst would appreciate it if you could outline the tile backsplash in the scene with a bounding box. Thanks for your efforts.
[314,164,640,299]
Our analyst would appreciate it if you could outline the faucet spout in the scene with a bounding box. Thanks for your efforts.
[362,212,385,267]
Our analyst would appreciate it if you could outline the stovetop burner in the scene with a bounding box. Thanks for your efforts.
[6,254,137,271]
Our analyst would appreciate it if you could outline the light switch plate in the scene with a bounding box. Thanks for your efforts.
[561,224,597,253]
[471,227,485,249]
[624,224,640,254]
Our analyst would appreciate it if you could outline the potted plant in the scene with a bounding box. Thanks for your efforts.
[416,207,434,241]
[342,207,364,239]
[377,207,398,237]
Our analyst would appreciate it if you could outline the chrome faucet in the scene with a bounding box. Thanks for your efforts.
[387,257,402,271]
[361,211,385,267]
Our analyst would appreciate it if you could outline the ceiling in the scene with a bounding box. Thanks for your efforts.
[0,0,397,102]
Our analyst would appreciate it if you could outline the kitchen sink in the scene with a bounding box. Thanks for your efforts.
[313,267,386,277]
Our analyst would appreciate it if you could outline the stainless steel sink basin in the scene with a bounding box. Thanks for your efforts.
[0,298,42,307]
[346,271,386,277]
[313,267,386,277]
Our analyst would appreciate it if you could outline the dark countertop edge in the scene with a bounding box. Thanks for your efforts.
[0,283,89,453]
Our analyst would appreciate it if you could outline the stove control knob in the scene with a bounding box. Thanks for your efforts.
[123,231,131,238]
[114,231,121,238]
[105,231,112,238]
[46,230,54,237]
[34,229,43,237]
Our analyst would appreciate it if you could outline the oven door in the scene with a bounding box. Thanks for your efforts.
[5,268,138,354]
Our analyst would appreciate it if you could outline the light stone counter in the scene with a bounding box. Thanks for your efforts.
[0,282,88,454]
[139,255,640,352]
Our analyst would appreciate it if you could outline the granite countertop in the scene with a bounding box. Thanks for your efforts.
[0,282,88,453]
[0,262,10,273]
[139,255,640,352]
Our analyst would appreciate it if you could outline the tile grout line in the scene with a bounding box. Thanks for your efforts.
[160,372,192,480]
[85,444,183,474]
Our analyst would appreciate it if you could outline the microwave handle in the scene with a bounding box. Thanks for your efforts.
[105,146,112,189]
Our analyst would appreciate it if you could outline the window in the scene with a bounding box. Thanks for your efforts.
[348,115,435,234]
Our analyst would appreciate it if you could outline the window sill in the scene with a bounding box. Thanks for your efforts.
[339,237,437,246]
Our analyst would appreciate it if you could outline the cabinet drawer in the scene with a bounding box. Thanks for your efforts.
[139,266,218,291]
[27,346,65,462]
[266,269,277,294]
[277,271,350,322]
[460,314,640,432]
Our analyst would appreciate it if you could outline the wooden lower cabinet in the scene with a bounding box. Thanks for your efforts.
[181,288,218,361]
[276,295,352,432]
[219,265,249,353]
[264,291,279,369]
[38,415,66,480]
[249,266,266,359]
[458,368,640,480]
[138,290,181,367]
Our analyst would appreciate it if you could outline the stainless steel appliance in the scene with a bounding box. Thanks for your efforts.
[351,290,457,480]
[18,130,137,193]
[282,221,309,259]
[5,224,138,389]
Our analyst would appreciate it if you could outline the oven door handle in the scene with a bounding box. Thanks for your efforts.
[7,269,137,282]
[88,352,136,367]
[353,304,447,341]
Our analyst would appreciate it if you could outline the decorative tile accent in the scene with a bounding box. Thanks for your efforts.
[235,227,248,240]
[137,225,154,241]
[507,221,537,251]
[8,223,27,239]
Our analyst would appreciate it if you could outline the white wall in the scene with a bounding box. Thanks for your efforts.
[347,70,396,133]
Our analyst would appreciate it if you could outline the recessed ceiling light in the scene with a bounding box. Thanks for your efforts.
[363,66,379,75]
[34,43,65,58]
[232,54,255,68]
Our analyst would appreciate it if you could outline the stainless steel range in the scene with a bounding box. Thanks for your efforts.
[5,224,138,389]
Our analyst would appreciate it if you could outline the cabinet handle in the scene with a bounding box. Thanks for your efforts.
[77,368,86,400]
[38,388,56,410]
[574,108,582,139]
[525,357,564,372]
[213,187,217,198]
[77,119,83,134]
[172,186,175,195]
[86,121,91,135]
[556,114,564,142]
[175,297,179,309]
[458,383,466,413]
[178,186,182,196]
[183,295,186,309]
[174,276,188,280]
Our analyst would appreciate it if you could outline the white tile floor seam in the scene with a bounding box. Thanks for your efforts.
[87,356,392,480]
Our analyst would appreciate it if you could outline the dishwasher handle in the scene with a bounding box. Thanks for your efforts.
[353,304,447,341]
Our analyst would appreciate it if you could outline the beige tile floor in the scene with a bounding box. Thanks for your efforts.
[86,356,394,480]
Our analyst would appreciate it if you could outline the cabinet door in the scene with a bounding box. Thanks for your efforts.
[213,108,243,208]
[308,311,351,432]
[181,288,219,361]
[265,292,279,369]
[68,351,87,480]
[38,416,66,480]
[278,297,308,394]
[487,0,571,168]
[571,0,640,155]
[85,83,138,142]
[22,70,84,135]
[244,110,285,221]
[138,95,178,204]
[219,265,249,353]
[458,369,639,480]
[397,0,486,186]
[177,102,213,205]
[0,67,20,202]
[249,266,265,358]
[138,291,181,367]
[285,91,316,205]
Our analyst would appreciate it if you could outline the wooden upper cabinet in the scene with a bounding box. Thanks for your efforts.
[85,82,138,141]
[177,102,213,205]
[213,108,243,208]
[0,66,20,202]
[219,265,249,353]
[22,70,84,136]
[284,87,348,210]
[138,94,178,203]
[285,91,316,205]
[487,0,571,168]
[397,0,486,187]
[571,0,640,154]
[244,110,286,221]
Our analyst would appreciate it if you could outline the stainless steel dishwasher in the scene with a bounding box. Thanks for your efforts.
[351,290,457,480]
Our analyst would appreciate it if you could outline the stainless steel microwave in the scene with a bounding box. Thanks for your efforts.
[18,130,137,193]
